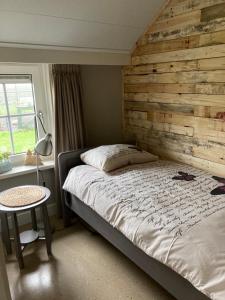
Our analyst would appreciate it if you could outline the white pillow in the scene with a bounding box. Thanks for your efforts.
[80,144,158,172]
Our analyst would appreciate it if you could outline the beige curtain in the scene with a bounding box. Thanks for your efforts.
[52,64,85,216]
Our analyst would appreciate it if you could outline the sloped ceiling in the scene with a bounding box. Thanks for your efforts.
[0,0,165,53]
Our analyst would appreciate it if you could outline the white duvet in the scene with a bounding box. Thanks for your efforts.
[63,160,225,299]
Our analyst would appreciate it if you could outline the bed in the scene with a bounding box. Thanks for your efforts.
[58,148,225,300]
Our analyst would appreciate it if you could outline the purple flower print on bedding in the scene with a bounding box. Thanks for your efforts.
[172,171,196,181]
[211,176,225,195]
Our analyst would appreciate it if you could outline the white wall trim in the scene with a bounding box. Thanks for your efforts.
[0,42,130,54]
[0,46,130,65]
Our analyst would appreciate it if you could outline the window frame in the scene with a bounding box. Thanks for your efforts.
[0,63,53,166]
[0,75,36,155]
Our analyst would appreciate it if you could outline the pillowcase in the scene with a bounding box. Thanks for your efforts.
[80,144,158,172]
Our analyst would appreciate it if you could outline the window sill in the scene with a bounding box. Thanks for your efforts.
[0,160,54,180]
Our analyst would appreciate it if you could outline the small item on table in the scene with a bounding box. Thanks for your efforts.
[24,149,43,166]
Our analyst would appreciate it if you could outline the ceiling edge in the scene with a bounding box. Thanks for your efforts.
[0,42,130,54]
[0,46,130,65]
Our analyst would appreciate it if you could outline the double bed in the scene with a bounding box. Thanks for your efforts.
[58,147,225,300]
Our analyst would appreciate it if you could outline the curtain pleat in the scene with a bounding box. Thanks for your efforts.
[52,64,85,216]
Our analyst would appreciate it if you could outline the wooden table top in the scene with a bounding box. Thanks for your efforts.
[0,186,50,213]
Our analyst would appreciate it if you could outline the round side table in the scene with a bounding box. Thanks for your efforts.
[0,186,52,269]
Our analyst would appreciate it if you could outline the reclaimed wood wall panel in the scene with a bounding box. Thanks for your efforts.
[123,0,225,176]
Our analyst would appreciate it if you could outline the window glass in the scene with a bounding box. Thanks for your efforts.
[0,84,6,116]
[0,78,36,154]
[11,115,36,153]
[0,117,11,152]
[6,83,35,115]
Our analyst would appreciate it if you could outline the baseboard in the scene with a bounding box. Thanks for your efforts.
[0,202,57,231]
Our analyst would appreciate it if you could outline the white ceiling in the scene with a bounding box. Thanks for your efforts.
[0,0,164,53]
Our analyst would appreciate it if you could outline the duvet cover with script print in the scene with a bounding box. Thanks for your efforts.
[63,160,225,300]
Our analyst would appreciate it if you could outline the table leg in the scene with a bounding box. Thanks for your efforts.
[11,213,24,270]
[31,209,37,231]
[0,213,12,255]
[41,204,52,256]
[0,239,12,300]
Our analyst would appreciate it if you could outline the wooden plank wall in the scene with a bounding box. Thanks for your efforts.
[123,0,225,176]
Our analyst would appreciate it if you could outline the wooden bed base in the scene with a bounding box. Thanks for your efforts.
[58,149,210,300]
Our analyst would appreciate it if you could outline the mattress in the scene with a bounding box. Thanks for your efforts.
[63,160,225,300]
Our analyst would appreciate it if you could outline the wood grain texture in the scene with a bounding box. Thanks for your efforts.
[123,0,225,176]
[149,10,201,33]
[124,93,225,107]
[133,36,200,56]
[149,17,225,43]
[124,70,225,84]
[132,44,225,65]
[158,0,225,21]
[201,3,225,22]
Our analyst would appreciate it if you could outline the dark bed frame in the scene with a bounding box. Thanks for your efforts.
[58,149,210,300]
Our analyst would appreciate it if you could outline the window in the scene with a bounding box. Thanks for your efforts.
[0,75,36,154]
[0,64,53,164]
